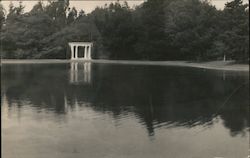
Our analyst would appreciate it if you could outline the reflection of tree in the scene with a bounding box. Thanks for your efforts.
[219,84,249,136]
[1,64,249,136]
[1,64,68,114]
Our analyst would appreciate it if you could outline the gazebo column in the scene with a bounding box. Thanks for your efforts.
[86,46,89,59]
[69,43,93,60]
[87,46,90,59]
[75,46,78,59]
[88,45,92,59]
[84,46,87,59]
[70,45,74,60]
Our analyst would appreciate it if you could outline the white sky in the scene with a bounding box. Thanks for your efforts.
[1,0,143,13]
[1,0,249,14]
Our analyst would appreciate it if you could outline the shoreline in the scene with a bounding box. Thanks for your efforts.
[1,59,249,72]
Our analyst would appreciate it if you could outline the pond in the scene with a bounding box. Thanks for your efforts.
[1,62,249,158]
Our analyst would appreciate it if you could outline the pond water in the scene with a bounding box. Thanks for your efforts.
[1,62,249,158]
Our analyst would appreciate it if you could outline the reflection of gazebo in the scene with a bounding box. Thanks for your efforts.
[68,42,93,60]
[70,62,92,85]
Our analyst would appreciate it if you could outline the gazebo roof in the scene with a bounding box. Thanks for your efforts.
[69,42,93,46]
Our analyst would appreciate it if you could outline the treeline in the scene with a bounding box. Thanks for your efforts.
[0,0,249,62]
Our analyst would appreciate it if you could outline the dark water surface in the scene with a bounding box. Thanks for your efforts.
[1,62,249,158]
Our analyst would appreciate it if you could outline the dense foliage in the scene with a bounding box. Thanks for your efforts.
[0,0,249,62]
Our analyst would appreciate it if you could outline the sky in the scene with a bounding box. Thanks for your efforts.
[1,0,249,14]
[1,0,143,13]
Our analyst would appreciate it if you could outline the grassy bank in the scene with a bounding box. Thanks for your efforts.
[1,59,249,72]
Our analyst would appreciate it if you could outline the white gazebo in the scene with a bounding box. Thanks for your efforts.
[69,42,93,60]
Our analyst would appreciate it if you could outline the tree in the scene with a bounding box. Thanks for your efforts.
[134,0,170,60]
[0,3,5,30]
[1,1,55,58]
[7,1,24,20]
[92,2,137,59]
[1,2,26,58]
[164,0,220,60]
[45,0,69,29]
[30,1,44,14]
[78,10,85,19]
[0,0,248,62]
[218,0,249,62]
[67,7,77,24]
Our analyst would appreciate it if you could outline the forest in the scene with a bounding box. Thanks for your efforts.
[0,0,249,62]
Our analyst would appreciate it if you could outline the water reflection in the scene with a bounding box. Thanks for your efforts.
[70,62,92,85]
[1,63,249,138]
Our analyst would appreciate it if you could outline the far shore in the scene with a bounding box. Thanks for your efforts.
[1,59,249,72]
